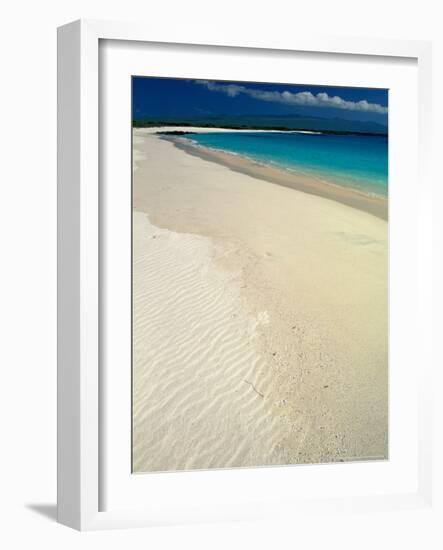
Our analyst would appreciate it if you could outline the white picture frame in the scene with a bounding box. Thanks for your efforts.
[57,19,434,531]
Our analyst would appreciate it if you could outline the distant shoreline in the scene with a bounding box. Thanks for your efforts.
[133,121,387,137]
[165,134,388,221]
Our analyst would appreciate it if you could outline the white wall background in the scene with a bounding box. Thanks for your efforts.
[0,1,441,548]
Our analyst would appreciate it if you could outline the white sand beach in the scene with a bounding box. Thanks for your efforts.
[132,127,388,472]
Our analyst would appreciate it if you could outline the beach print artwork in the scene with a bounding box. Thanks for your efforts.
[132,77,388,473]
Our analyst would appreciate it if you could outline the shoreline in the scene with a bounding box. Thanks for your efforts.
[166,136,388,221]
[132,128,388,471]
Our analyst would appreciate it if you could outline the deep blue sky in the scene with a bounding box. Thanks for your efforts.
[132,77,388,124]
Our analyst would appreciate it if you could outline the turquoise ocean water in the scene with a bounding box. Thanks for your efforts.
[184,131,388,197]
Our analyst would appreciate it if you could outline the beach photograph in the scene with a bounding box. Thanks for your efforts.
[131,77,388,473]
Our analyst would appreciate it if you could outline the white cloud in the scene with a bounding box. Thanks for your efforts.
[195,80,388,114]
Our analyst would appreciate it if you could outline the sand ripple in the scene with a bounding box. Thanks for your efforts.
[132,211,283,472]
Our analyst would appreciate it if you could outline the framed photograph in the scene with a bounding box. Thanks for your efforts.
[57,19,433,530]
